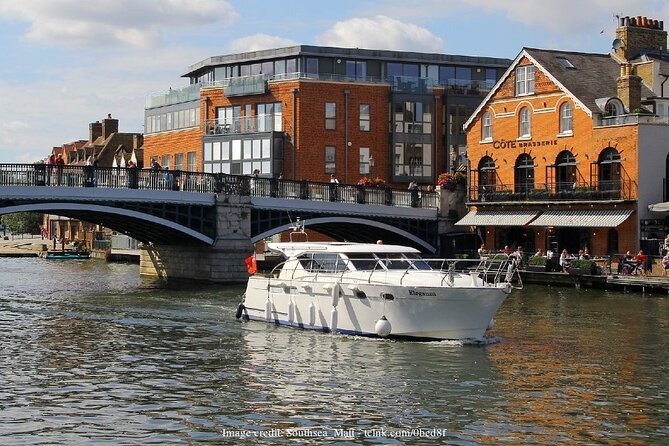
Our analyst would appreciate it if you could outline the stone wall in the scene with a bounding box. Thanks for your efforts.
[139,194,254,283]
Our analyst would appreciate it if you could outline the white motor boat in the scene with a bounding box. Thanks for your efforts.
[238,242,520,341]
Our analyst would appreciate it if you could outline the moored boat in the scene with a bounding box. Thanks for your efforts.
[42,250,91,260]
[238,242,520,341]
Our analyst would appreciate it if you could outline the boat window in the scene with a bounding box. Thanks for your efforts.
[297,253,347,273]
[405,253,432,270]
[347,253,381,270]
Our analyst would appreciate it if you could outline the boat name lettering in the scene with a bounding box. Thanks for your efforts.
[409,290,436,296]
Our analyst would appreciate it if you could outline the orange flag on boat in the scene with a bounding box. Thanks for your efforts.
[245,253,257,275]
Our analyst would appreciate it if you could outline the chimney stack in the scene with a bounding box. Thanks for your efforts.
[89,121,102,143]
[102,115,119,139]
[614,15,667,61]
[617,63,642,112]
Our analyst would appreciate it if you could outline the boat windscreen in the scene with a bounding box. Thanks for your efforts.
[347,253,381,271]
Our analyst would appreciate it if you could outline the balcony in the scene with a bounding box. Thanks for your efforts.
[469,180,637,203]
[204,115,282,136]
[599,114,669,127]
[145,84,201,109]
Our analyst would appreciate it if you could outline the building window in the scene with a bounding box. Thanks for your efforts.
[519,107,531,138]
[174,153,184,171]
[478,156,496,192]
[325,146,336,173]
[605,100,622,117]
[325,102,336,130]
[514,153,535,194]
[359,104,370,131]
[394,101,432,134]
[187,151,196,171]
[216,106,241,133]
[393,143,431,178]
[346,61,367,80]
[482,111,492,141]
[598,147,621,197]
[515,65,535,96]
[359,147,370,175]
[161,155,170,169]
[556,150,577,192]
[257,102,282,132]
[559,102,573,134]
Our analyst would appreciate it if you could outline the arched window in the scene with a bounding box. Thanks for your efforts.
[556,150,577,192]
[514,153,535,194]
[605,100,622,117]
[598,147,621,198]
[482,112,492,141]
[519,107,531,138]
[559,102,573,134]
[478,156,496,193]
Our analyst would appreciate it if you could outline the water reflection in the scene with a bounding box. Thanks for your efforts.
[0,258,667,444]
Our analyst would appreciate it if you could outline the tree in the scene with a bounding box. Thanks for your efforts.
[1,212,42,235]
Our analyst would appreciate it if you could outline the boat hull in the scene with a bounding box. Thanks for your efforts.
[242,276,510,341]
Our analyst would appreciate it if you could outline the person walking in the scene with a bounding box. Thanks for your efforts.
[55,154,65,186]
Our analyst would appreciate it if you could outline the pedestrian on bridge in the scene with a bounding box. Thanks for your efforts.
[55,154,65,186]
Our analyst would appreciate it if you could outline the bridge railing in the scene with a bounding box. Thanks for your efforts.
[0,164,438,209]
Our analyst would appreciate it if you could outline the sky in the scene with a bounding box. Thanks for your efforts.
[0,0,667,163]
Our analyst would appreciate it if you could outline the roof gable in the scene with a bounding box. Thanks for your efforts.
[464,48,624,131]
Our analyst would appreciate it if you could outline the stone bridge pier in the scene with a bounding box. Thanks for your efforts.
[139,195,254,283]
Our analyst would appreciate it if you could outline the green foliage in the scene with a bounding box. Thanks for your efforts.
[1,212,42,234]
[569,259,595,270]
[528,256,548,266]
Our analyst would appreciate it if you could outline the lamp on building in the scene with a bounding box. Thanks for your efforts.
[369,155,375,178]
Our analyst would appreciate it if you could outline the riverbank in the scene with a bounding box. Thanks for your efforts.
[519,269,669,294]
[0,236,44,257]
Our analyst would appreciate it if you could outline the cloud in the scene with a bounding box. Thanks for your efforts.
[227,34,298,53]
[0,0,238,48]
[317,15,443,52]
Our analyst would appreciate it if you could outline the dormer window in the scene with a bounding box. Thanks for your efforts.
[605,101,622,116]
[515,65,535,96]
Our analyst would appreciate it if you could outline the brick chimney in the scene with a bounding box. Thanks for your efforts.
[102,114,119,139]
[614,15,667,61]
[617,63,642,112]
[89,121,102,142]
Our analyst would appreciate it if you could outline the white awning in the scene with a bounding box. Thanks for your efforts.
[649,202,669,212]
[455,210,539,226]
[529,209,633,227]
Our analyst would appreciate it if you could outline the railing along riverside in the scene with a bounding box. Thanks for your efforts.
[469,180,637,202]
[0,164,438,209]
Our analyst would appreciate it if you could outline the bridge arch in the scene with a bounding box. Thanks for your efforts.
[252,216,437,253]
[0,203,214,245]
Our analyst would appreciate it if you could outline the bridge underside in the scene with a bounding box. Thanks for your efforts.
[0,200,216,245]
[251,209,438,252]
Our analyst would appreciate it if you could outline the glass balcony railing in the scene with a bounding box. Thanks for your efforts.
[469,180,637,202]
[202,73,492,96]
[145,84,201,109]
[204,114,283,135]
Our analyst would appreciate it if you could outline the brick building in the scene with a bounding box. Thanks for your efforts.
[460,16,669,258]
[143,45,511,188]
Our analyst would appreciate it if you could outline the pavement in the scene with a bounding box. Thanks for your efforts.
[0,235,50,254]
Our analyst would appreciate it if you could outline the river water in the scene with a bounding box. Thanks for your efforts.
[0,257,667,445]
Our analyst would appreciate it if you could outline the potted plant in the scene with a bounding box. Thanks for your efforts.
[568,259,597,275]
[526,255,549,272]
[437,172,466,191]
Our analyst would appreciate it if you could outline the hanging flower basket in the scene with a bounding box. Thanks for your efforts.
[437,172,466,191]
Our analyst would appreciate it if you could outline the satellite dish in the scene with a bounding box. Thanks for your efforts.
[612,38,623,50]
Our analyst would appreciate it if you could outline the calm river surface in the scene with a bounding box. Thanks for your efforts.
[0,258,667,445]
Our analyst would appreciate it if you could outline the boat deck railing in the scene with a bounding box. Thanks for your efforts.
[268,255,522,288]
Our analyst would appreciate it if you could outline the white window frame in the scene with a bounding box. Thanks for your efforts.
[515,65,535,96]
[482,111,492,141]
[519,107,531,139]
[559,102,573,135]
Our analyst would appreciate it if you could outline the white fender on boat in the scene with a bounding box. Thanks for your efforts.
[287,298,294,324]
[487,318,495,330]
[375,316,392,337]
[265,299,272,321]
[330,307,338,332]
[470,272,479,287]
[308,301,316,326]
[331,283,340,307]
